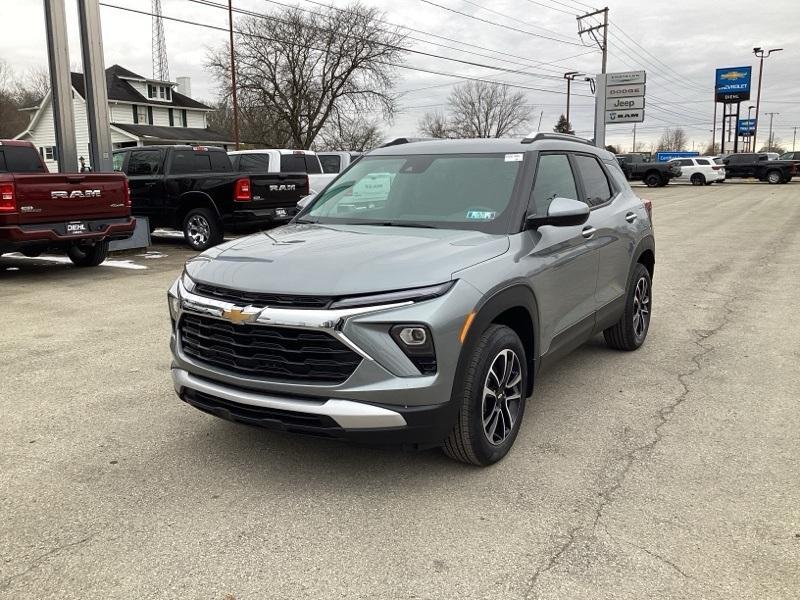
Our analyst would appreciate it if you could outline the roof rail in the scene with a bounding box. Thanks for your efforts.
[379,137,435,148]
[521,132,594,146]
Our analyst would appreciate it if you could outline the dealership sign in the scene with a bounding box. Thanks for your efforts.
[737,118,756,136]
[715,66,752,103]
[604,72,646,124]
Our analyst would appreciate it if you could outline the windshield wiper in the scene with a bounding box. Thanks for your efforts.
[364,222,439,229]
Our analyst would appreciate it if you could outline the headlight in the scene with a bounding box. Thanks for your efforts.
[168,293,181,321]
[390,324,436,375]
[180,269,196,293]
[329,281,455,310]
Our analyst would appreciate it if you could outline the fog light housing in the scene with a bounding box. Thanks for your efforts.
[390,324,436,375]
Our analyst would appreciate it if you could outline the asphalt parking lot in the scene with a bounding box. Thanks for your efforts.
[1,182,799,599]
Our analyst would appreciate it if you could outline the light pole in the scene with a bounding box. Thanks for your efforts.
[564,71,584,130]
[752,47,783,152]
[747,105,755,151]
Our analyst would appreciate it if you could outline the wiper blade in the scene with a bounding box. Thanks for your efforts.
[364,222,439,229]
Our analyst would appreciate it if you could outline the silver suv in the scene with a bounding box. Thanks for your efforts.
[168,133,655,465]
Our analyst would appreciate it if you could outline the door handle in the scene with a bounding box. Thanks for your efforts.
[625,212,637,223]
[581,226,596,238]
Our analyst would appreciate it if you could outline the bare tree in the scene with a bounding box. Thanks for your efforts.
[318,114,383,151]
[449,81,530,138]
[656,127,688,151]
[702,142,720,155]
[207,2,405,149]
[758,139,786,154]
[418,109,453,139]
[0,61,49,138]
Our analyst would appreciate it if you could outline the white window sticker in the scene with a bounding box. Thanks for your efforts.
[505,153,524,162]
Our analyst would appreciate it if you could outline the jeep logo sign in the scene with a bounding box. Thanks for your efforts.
[51,190,102,199]
[269,184,296,192]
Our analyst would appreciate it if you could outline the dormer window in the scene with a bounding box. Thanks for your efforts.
[147,83,172,102]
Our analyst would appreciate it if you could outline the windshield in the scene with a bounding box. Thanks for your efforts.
[302,153,524,233]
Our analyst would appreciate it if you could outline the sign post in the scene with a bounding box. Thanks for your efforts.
[594,70,646,148]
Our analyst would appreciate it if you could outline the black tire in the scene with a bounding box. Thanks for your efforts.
[766,170,783,185]
[604,263,652,351]
[21,249,43,257]
[644,172,661,188]
[443,324,528,466]
[182,207,222,251]
[67,240,108,267]
[690,173,706,186]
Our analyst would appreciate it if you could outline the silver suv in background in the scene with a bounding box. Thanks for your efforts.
[169,133,655,466]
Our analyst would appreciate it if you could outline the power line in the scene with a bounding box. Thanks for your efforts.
[458,0,580,43]
[99,2,595,98]
[189,0,595,90]
[416,0,592,47]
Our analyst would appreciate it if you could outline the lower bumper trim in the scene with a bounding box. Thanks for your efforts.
[172,368,407,429]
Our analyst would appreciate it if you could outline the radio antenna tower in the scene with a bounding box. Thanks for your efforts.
[152,0,169,81]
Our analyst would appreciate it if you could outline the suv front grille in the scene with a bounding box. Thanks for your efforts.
[193,283,333,309]
[179,314,362,384]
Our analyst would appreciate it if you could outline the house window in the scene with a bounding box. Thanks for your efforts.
[181,109,187,127]
[168,108,174,127]
[133,105,147,124]
[147,84,156,99]
[147,106,153,125]
[39,146,56,161]
[147,84,172,101]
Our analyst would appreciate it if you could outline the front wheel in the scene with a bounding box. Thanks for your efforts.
[182,208,222,251]
[67,240,108,267]
[443,324,527,466]
[604,263,652,351]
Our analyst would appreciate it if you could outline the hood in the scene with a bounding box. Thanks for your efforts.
[186,223,509,296]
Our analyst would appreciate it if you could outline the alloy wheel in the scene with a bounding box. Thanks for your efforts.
[632,276,651,339]
[481,349,523,446]
[186,214,210,247]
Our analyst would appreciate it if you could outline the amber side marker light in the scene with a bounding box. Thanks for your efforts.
[459,311,476,344]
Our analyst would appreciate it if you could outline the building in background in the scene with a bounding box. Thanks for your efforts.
[14,65,232,171]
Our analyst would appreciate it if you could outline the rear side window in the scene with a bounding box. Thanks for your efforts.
[127,150,161,175]
[112,152,125,172]
[319,154,341,174]
[696,159,710,166]
[305,156,321,174]
[573,154,612,207]
[171,151,212,174]
[0,146,46,173]
[530,153,579,215]
[236,154,270,172]
[280,154,307,173]
[209,151,232,171]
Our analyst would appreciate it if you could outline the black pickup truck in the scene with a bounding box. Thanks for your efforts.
[112,145,308,250]
[616,153,681,187]
[722,153,797,184]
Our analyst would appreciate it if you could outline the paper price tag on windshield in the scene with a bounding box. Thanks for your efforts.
[505,153,524,162]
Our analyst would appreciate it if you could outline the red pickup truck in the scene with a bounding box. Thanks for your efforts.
[0,140,134,266]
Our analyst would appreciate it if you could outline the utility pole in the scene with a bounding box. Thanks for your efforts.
[578,7,609,147]
[632,123,636,152]
[577,7,609,74]
[792,126,797,151]
[229,0,240,150]
[752,47,783,152]
[764,112,779,151]
[537,110,544,130]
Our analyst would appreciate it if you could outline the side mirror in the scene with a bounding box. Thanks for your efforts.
[526,197,590,229]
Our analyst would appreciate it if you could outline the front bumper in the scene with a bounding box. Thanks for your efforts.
[168,277,482,447]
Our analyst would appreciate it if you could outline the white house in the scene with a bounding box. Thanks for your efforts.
[15,64,233,171]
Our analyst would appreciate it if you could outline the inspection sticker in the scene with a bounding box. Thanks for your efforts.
[466,210,497,220]
[505,153,524,162]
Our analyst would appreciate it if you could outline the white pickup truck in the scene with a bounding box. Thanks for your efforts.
[228,149,336,195]
[317,151,362,175]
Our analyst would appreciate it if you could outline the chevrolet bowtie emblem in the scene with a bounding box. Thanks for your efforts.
[220,307,258,324]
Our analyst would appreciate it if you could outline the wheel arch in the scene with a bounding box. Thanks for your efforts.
[634,235,656,278]
[461,283,541,397]
[175,191,220,228]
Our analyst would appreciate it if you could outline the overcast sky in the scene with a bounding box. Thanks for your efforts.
[2,0,798,150]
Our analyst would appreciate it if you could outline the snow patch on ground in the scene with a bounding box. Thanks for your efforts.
[5,253,148,270]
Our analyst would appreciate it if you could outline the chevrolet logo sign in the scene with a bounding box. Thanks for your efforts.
[220,307,259,324]
[720,70,747,81]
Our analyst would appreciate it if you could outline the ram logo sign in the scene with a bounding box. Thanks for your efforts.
[269,184,296,192]
[51,190,102,199]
